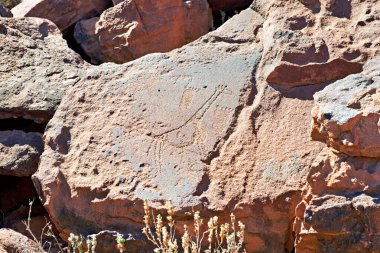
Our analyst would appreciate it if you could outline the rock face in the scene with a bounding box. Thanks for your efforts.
[0,5,12,17]
[294,59,380,252]
[0,17,84,123]
[35,7,264,243]
[0,131,43,177]
[74,0,211,64]
[253,0,380,88]
[0,228,44,253]
[311,58,380,158]
[11,0,110,32]
[35,7,327,252]
[2,1,376,253]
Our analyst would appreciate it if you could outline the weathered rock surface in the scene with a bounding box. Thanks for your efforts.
[294,148,380,252]
[0,228,45,253]
[74,0,211,64]
[0,5,12,17]
[208,0,252,11]
[253,0,380,88]
[0,17,84,123]
[11,0,110,32]
[0,131,43,177]
[311,58,380,158]
[294,59,380,252]
[34,7,329,252]
[35,7,263,241]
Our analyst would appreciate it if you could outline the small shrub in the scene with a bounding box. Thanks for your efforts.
[23,199,64,253]
[142,200,246,253]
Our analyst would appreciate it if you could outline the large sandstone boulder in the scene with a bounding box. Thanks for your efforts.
[0,131,43,177]
[253,0,380,88]
[0,228,45,253]
[311,58,380,158]
[0,17,84,123]
[11,0,110,32]
[34,7,328,252]
[74,0,211,64]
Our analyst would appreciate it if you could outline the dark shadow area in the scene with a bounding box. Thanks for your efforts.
[0,118,47,133]
[330,0,352,19]
[0,176,43,227]
[63,24,94,64]
[271,81,333,100]
[212,7,247,30]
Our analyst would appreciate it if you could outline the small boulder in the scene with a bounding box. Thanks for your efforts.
[0,228,45,253]
[254,0,380,88]
[11,0,110,32]
[0,17,85,123]
[311,58,380,158]
[0,131,43,177]
[74,0,212,64]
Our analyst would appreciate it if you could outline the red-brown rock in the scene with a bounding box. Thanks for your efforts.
[34,8,328,252]
[74,0,212,64]
[311,58,380,158]
[0,17,85,123]
[294,59,380,252]
[294,148,380,252]
[0,229,45,253]
[11,0,110,32]
[253,0,380,88]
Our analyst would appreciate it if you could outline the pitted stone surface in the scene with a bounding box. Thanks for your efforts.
[254,0,380,88]
[74,0,211,64]
[0,17,84,123]
[294,148,380,252]
[311,58,380,158]
[11,0,110,32]
[34,9,265,246]
[0,131,43,177]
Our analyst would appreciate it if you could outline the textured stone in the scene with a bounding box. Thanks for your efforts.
[294,148,380,252]
[311,58,380,158]
[0,17,84,123]
[34,8,329,252]
[11,0,110,32]
[253,0,380,88]
[0,228,45,253]
[0,131,43,177]
[0,5,12,17]
[74,0,211,64]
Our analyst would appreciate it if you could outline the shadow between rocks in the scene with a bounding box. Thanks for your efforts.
[270,81,333,100]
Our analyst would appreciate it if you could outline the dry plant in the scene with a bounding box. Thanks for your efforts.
[23,199,64,253]
[142,200,246,253]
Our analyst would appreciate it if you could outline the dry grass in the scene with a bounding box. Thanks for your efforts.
[23,199,246,252]
[142,200,246,253]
